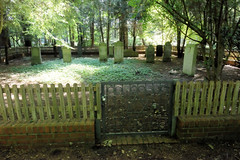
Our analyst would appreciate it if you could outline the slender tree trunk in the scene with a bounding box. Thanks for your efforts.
[132,18,137,51]
[142,38,145,46]
[106,0,111,55]
[0,28,9,65]
[177,26,182,58]
[99,9,104,43]
[90,17,94,47]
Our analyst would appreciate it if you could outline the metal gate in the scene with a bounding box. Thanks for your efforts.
[100,81,174,137]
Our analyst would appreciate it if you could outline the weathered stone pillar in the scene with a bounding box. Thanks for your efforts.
[146,45,155,63]
[183,44,198,76]
[109,46,114,57]
[156,45,163,57]
[163,42,172,62]
[62,47,72,63]
[31,47,42,65]
[99,43,107,62]
[114,41,124,63]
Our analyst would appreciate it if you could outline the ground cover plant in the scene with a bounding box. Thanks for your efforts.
[9,57,163,84]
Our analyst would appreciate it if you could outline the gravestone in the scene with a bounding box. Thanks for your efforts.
[99,43,107,62]
[156,45,163,57]
[77,42,82,57]
[114,41,124,63]
[163,42,172,62]
[62,47,71,63]
[109,46,114,57]
[146,45,155,63]
[183,44,198,76]
[57,47,63,59]
[31,47,42,65]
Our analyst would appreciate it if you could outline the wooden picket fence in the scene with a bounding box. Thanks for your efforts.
[0,83,101,122]
[174,81,240,116]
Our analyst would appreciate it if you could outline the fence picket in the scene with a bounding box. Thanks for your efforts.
[96,83,101,119]
[219,81,228,115]
[212,81,221,115]
[43,84,52,120]
[27,84,37,122]
[58,83,66,120]
[187,82,194,115]
[232,81,240,115]
[12,85,22,121]
[206,81,214,115]
[0,85,8,121]
[5,84,15,121]
[180,81,187,115]
[225,81,234,115]
[50,84,58,120]
[73,83,80,119]
[174,81,181,116]
[193,82,201,116]
[89,83,94,119]
[20,85,29,121]
[66,83,73,119]
[81,83,87,119]
[34,84,44,121]
[200,82,208,115]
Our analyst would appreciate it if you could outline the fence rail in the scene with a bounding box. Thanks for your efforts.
[0,83,101,122]
[174,81,240,116]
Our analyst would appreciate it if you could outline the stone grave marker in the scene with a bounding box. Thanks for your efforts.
[114,41,124,63]
[57,46,63,59]
[31,47,42,65]
[99,42,107,62]
[62,47,72,63]
[183,44,198,76]
[146,45,155,63]
[156,45,163,57]
[109,46,114,57]
[163,42,172,62]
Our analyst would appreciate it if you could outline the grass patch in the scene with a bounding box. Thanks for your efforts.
[10,57,162,84]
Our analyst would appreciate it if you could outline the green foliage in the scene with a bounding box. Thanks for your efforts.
[10,58,162,84]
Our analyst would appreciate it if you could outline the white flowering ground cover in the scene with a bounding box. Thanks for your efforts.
[9,57,163,84]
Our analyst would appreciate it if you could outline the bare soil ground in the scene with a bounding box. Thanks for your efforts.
[0,55,240,159]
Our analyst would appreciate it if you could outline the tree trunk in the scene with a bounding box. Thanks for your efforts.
[132,18,137,51]
[119,13,128,49]
[106,0,111,55]
[69,26,75,47]
[0,28,9,65]
[177,26,182,58]
[142,38,145,46]
[90,17,94,47]
[99,9,104,43]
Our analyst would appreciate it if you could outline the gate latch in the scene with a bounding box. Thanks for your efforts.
[102,95,106,102]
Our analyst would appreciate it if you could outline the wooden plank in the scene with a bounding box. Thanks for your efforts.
[232,81,240,115]
[73,83,80,119]
[212,81,221,115]
[206,81,214,115]
[225,81,234,115]
[66,83,73,119]
[96,83,101,119]
[180,81,187,116]
[20,85,29,121]
[81,83,87,119]
[5,84,15,121]
[187,82,194,115]
[12,85,22,121]
[34,84,44,121]
[89,83,94,119]
[50,84,59,120]
[43,84,52,120]
[58,83,66,120]
[200,81,208,115]
[0,85,8,121]
[26,84,37,122]
[173,81,181,116]
[193,82,201,116]
[219,81,228,115]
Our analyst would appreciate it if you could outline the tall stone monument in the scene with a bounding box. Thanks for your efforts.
[146,45,155,63]
[31,47,42,65]
[99,43,107,62]
[114,41,124,63]
[109,46,114,57]
[183,44,198,76]
[156,45,163,57]
[62,47,72,63]
[163,42,172,62]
